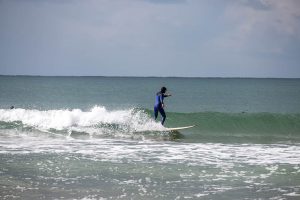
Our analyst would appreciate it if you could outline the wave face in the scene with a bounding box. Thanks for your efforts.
[148,110,300,143]
[165,111,300,134]
[1,106,300,142]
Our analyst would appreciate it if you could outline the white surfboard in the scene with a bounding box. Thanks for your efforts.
[165,125,195,132]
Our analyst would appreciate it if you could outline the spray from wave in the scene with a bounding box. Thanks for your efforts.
[0,106,166,139]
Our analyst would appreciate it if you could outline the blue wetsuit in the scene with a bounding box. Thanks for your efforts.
[154,92,167,125]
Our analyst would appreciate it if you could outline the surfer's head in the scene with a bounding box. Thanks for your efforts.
[161,87,167,93]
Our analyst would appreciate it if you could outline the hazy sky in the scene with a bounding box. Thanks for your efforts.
[0,0,300,77]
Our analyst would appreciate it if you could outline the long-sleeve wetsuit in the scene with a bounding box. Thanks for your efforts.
[154,92,167,125]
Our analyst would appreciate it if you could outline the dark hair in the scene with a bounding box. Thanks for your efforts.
[161,87,167,93]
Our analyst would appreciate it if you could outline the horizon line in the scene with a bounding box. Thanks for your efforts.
[0,74,300,79]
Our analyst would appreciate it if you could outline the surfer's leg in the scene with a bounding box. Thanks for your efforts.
[159,107,166,125]
[154,106,158,120]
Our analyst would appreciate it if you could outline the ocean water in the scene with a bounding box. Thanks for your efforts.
[0,76,300,199]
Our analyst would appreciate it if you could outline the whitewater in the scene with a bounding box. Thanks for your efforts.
[0,106,164,133]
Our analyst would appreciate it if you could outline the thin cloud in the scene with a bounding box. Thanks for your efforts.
[239,0,272,10]
[217,0,300,53]
[143,0,187,4]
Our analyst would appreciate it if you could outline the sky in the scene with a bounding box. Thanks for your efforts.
[0,0,300,78]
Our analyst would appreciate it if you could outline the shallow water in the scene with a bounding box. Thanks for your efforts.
[1,135,300,199]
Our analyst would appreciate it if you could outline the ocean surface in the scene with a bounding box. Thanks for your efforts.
[0,76,300,199]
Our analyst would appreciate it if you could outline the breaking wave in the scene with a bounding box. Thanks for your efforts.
[1,106,300,142]
[0,106,166,139]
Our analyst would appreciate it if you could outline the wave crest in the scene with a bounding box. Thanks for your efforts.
[0,106,165,135]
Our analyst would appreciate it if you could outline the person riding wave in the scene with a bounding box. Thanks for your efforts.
[154,87,171,125]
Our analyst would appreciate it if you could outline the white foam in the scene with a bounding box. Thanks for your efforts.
[1,134,299,167]
[0,106,164,132]
[284,192,300,196]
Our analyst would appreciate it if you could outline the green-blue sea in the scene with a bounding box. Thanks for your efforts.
[1,76,300,199]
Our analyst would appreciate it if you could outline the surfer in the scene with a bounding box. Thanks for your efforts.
[154,87,171,125]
